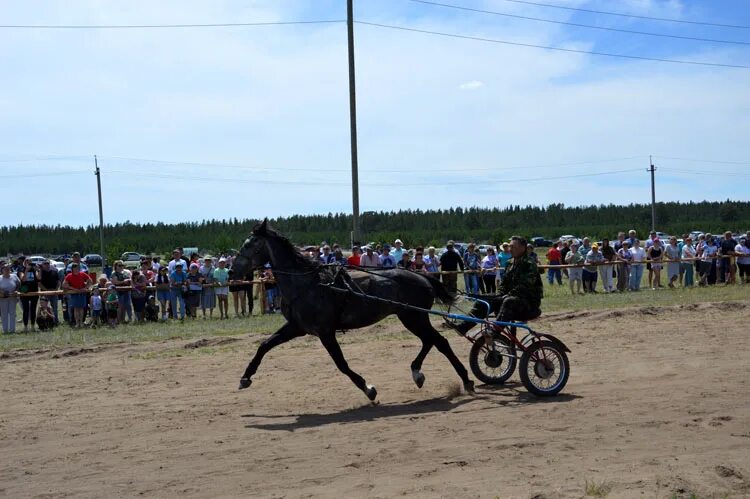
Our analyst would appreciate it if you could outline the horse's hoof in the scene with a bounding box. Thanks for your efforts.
[365,384,378,401]
[238,378,252,390]
[464,380,475,394]
[412,370,425,389]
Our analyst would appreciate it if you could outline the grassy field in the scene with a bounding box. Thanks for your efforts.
[1,273,747,352]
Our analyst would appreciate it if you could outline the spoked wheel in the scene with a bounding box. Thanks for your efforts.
[469,333,517,385]
[519,340,570,396]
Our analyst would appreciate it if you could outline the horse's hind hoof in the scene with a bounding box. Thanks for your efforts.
[464,380,475,394]
[365,384,378,401]
[238,378,252,390]
[412,370,425,389]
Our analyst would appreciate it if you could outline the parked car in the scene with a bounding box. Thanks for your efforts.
[27,255,47,265]
[121,252,141,262]
[83,254,103,266]
[49,260,65,272]
[531,237,554,247]
[655,231,672,241]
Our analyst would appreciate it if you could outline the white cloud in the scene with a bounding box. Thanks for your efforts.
[459,80,484,90]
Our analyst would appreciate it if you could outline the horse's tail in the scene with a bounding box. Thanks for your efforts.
[424,273,455,305]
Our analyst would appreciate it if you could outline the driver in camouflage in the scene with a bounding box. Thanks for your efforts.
[454,236,543,334]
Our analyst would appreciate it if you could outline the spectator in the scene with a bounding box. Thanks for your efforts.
[65,252,89,274]
[546,243,562,285]
[578,237,592,258]
[347,246,361,267]
[481,247,498,294]
[62,263,92,328]
[439,241,464,293]
[412,252,427,273]
[583,243,603,293]
[699,235,718,286]
[678,234,689,286]
[229,268,247,318]
[424,247,440,273]
[359,246,381,268]
[19,258,41,332]
[630,239,646,291]
[155,267,171,320]
[648,238,664,290]
[261,265,278,314]
[105,284,119,327]
[645,230,658,288]
[719,231,737,285]
[131,270,148,322]
[39,260,61,324]
[169,262,188,320]
[111,261,133,323]
[214,257,230,320]
[379,244,396,269]
[497,242,512,286]
[735,237,750,284]
[139,261,155,283]
[626,229,637,247]
[397,251,412,269]
[200,256,216,319]
[0,265,21,334]
[616,240,633,292]
[565,241,584,294]
[681,237,696,287]
[392,239,405,262]
[36,297,55,331]
[526,244,539,265]
[614,232,626,252]
[599,239,615,293]
[89,288,103,328]
[559,240,570,279]
[665,237,681,288]
[167,249,185,273]
[463,243,480,294]
[320,245,335,264]
[333,249,347,265]
[185,263,203,318]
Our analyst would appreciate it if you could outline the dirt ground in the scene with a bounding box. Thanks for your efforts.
[1,301,749,499]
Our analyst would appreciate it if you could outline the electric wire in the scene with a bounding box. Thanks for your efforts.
[491,0,750,30]
[354,21,750,69]
[0,20,345,29]
[407,0,750,46]
[654,156,750,165]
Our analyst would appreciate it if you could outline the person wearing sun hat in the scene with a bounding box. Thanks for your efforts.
[583,242,603,293]
[392,239,405,262]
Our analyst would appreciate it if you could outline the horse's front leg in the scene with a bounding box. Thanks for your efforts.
[239,322,305,389]
[319,331,377,401]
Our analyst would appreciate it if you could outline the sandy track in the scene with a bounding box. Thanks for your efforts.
[1,302,749,498]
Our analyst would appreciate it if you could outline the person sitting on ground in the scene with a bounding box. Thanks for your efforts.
[454,236,543,334]
[36,296,55,331]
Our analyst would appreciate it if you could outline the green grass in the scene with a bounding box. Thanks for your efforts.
[2,272,747,352]
[584,479,612,497]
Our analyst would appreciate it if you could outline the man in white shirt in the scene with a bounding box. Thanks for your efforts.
[359,246,381,268]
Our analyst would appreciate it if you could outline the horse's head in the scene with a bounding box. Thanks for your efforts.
[232,219,272,277]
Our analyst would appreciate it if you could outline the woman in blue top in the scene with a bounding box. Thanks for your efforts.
[496,242,513,287]
[169,263,188,320]
[463,243,480,294]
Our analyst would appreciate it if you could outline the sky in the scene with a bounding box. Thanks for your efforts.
[1,0,749,228]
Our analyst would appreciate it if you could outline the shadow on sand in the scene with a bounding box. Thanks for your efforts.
[242,384,582,432]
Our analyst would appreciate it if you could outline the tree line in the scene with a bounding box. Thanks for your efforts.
[2,200,747,257]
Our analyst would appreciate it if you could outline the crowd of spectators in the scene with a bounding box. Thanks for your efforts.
[1,229,747,335]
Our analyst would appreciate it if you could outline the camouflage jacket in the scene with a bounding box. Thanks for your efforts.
[499,254,543,306]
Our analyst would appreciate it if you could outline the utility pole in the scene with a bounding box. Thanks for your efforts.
[649,155,656,231]
[94,156,106,268]
[347,0,361,246]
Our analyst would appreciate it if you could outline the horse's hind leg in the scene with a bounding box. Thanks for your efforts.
[319,332,377,401]
[239,322,304,390]
[399,311,474,393]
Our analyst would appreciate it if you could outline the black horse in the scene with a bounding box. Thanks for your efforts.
[231,220,474,401]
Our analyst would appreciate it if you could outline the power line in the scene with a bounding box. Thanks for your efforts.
[101,154,645,173]
[106,167,642,187]
[407,0,750,46]
[654,155,750,165]
[355,21,750,69]
[0,20,345,29]
[661,168,750,177]
[0,171,88,178]
[492,0,750,30]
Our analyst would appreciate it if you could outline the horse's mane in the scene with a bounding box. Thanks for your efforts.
[261,224,321,270]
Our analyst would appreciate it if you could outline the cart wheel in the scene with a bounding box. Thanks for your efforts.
[469,333,516,385]
[519,340,569,396]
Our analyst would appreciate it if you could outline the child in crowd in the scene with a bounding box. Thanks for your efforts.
[144,296,159,322]
[261,265,278,314]
[36,297,55,331]
[89,288,103,328]
[106,284,119,327]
